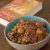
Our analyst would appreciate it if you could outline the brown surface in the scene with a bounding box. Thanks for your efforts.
[0,0,50,50]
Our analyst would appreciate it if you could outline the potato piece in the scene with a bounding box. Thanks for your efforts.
[18,28,24,34]
[22,38,26,43]
[19,19,26,23]
[17,40,21,43]
[36,28,43,35]
[21,37,30,44]
[17,38,22,43]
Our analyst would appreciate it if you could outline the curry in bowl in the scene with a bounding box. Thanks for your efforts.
[7,19,48,44]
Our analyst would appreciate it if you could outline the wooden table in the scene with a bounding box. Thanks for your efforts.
[0,0,50,50]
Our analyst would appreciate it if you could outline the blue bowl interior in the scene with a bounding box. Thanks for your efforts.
[5,16,50,35]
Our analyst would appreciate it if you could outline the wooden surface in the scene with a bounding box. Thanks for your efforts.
[0,0,50,50]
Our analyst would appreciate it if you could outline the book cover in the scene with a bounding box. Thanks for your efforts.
[0,0,42,26]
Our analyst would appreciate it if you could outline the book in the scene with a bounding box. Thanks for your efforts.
[0,0,42,26]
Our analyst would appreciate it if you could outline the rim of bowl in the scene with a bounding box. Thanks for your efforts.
[4,16,50,45]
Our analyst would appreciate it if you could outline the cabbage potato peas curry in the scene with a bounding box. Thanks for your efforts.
[7,19,48,44]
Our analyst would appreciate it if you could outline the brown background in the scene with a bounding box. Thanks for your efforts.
[0,0,50,50]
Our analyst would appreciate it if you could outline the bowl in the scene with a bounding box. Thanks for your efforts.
[4,16,50,50]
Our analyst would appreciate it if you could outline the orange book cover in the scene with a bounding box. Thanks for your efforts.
[0,0,34,21]
[0,0,42,26]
